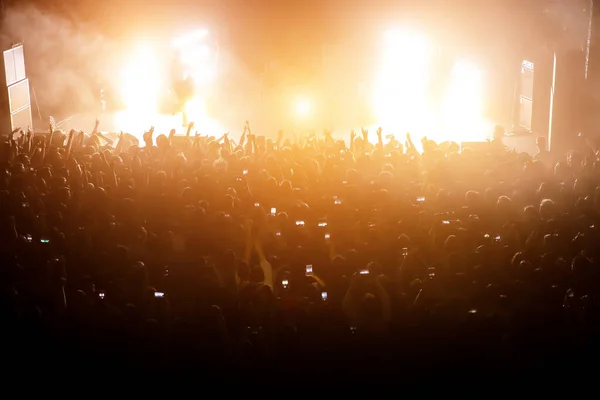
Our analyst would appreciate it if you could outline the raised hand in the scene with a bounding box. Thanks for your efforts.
[361,127,368,140]
[143,127,155,147]
[10,127,20,140]
[76,131,85,146]
[186,122,195,138]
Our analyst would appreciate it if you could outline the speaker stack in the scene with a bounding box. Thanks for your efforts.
[514,44,587,154]
[0,44,33,135]
[518,60,535,131]
[548,49,587,153]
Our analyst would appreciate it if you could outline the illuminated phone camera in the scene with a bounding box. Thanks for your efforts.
[428,267,435,279]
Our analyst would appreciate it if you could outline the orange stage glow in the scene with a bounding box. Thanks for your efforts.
[114,28,493,148]
[371,29,492,145]
[294,96,313,118]
[372,29,433,135]
[440,60,491,143]
[116,31,219,142]
[120,43,161,115]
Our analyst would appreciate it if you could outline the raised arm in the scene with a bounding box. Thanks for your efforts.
[376,127,384,151]
[91,118,100,136]
[186,121,194,138]
[253,233,273,288]
[242,220,253,265]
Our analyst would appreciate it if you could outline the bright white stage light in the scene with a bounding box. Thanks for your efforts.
[372,29,433,134]
[174,29,217,85]
[441,59,486,141]
[120,43,161,114]
[173,29,208,48]
[383,29,430,61]
[294,96,313,118]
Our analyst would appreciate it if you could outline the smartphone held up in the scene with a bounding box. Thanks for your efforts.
[305,265,313,276]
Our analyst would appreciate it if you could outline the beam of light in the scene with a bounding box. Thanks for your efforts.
[179,95,223,135]
[173,29,209,48]
[440,60,491,143]
[115,30,222,141]
[171,29,217,136]
[370,28,492,148]
[120,43,161,113]
[185,96,206,122]
[372,29,434,136]
[117,43,162,137]
[174,30,216,86]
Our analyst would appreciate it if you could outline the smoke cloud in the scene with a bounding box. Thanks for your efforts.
[0,5,118,119]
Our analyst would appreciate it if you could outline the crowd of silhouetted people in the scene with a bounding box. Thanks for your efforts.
[1,119,600,380]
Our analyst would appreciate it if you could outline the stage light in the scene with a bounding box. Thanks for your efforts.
[198,45,211,59]
[173,29,208,48]
[441,59,489,142]
[120,43,161,115]
[184,95,207,124]
[372,29,433,134]
[383,29,430,62]
[294,96,312,118]
[175,30,217,86]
